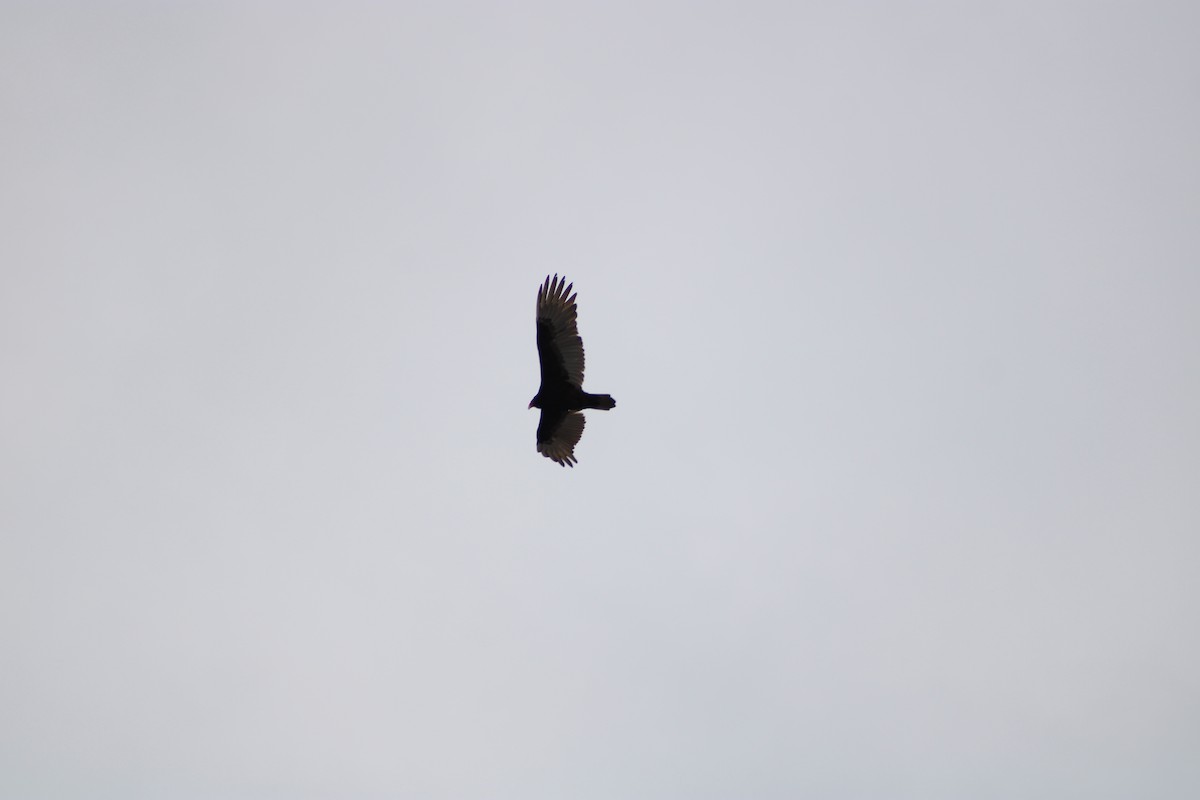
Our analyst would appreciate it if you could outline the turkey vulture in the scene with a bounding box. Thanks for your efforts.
[529,275,616,467]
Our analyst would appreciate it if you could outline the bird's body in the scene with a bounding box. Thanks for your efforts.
[529,275,615,467]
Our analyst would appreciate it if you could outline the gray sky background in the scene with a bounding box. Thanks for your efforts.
[2,2,1198,798]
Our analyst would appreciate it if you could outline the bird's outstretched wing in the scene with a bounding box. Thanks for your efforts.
[536,274,585,388]
[536,410,585,467]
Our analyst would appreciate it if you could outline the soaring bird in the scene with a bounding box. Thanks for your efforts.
[529,275,616,467]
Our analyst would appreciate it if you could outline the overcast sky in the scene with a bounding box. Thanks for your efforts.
[2,2,1198,798]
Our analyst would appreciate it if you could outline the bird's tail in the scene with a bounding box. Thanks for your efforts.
[584,393,616,410]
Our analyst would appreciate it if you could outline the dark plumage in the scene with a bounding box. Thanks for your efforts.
[528,275,616,467]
